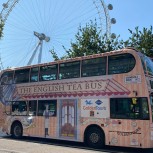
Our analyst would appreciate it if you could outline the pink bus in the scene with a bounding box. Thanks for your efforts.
[0,47,153,149]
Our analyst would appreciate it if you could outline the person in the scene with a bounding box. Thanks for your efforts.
[43,104,51,137]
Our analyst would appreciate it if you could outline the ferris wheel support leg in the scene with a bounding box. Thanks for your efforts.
[27,42,40,65]
[38,41,43,64]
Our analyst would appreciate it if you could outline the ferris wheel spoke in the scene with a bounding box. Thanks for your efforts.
[0,0,115,69]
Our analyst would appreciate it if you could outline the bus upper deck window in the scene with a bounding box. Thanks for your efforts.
[1,71,14,85]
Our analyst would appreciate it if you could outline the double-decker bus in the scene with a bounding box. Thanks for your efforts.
[0,47,153,149]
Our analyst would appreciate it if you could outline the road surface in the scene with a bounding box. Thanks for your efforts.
[0,135,152,153]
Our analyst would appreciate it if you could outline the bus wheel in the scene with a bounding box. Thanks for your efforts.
[11,123,23,139]
[85,127,105,149]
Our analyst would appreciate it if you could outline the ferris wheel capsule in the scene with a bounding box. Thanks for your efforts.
[108,4,113,10]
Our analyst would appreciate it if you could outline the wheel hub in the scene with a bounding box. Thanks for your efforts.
[14,126,21,137]
[90,133,99,143]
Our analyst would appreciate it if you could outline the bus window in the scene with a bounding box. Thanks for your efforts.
[141,98,149,119]
[110,98,149,120]
[140,55,147,74]
[29,100,37,116]
[1,71,14,85]
[39,65,57,81]
[108,53,136,74]
[59,61,80,79]
[81,57,106,77]
[38,100,57,116]
[110,98,133,119]
[150,96,153,121]
[143,55,153,75]
[14,69,30,83]
[30,67,39,82]
[12,101,27,116]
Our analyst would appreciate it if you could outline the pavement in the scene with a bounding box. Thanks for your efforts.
[0,136,103,153]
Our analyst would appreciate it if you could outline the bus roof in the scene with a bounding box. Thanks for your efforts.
[3,47,139,71]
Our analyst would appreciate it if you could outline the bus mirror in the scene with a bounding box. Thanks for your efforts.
[132,98,137,105]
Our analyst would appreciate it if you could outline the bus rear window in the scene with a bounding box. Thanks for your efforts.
[108,53,136,74]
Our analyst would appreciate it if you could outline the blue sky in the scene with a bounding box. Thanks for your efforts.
[110,0,153,39]
[0,0,152,68]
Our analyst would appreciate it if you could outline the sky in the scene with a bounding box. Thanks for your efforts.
[0,0,152,68]
[110,0,153,39]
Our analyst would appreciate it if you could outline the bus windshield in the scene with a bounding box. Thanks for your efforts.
[140,53,153,75]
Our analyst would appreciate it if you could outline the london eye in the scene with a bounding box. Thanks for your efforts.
[0,0,116,68]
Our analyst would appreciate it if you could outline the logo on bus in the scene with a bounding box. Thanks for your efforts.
[83,99,106,111]
[95,100,103,105]
[81,99,109,118]
[85,100,93,105]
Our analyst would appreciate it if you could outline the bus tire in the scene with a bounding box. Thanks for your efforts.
[11,122,23,139]
[85,126,105,149]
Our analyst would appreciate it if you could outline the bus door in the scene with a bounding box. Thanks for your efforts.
[59,99,77,139]
[110,98,150,147]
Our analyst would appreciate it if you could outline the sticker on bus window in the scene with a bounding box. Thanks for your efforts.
[125,75,141,84]
[132,98,137,105]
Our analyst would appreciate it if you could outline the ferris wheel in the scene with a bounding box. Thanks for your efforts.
[0,0,116,69]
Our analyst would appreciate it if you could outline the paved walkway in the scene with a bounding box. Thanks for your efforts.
[0,137,103,153]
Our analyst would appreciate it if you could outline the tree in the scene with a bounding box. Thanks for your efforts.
[0,21,4,39]
[51,20,124,60]
[125,26,153,57]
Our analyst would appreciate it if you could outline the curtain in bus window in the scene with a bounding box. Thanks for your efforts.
[108,53,136,74]
[81,57,106,77]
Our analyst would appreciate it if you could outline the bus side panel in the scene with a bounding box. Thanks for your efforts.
[108,119,151,148]
[0,103,7,135]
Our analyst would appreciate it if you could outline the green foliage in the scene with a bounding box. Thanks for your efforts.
[125,26,153,57]
[63,20,125,58]
[49,48,59,61]
[0,21,4,39]
[50,20,153,60]
[50,20,124,60]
